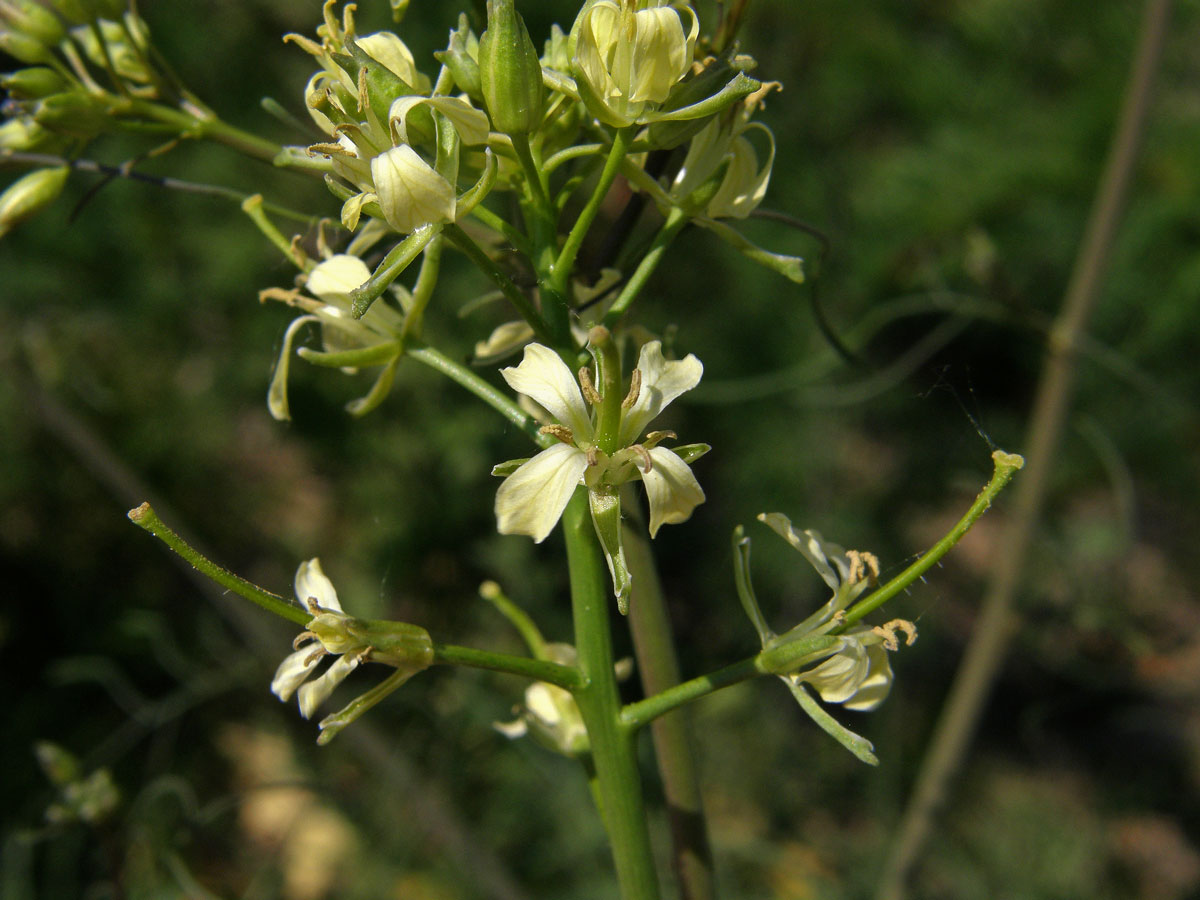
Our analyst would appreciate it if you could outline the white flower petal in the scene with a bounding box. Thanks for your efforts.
[356,31,420,86]
[796,637,868,705]
[619,341,703,446]
[757,513,842,592]
[267,314,320,422]
[297,652,361,719]
[371,145,455,234]
[639,447,705,537]
[295,558,343,612]
[500,344,593,439]
[306,254,372,306]
[388,95,491,147]
[495,444,589,542]
[843,642,893,711]
[270,647,321,702]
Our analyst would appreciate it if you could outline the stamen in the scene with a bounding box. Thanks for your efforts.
[586,446,599,467]
[539,423,575,445]
[642,430,676,448]
[305,596,323,615]
[304,645,329,665]
[846,550,880,585]
[579,366,602,405]
[872,618,917,651]
[631,443,653,473]
[622,368,642,409]
[292,631,319,650]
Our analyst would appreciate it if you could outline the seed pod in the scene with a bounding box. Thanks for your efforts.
[0,166,69,239]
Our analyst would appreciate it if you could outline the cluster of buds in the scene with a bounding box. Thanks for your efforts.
[735,513,917,764]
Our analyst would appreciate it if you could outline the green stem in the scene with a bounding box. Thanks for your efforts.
[127,502,308,626]
[552,127,634,295]
[406,341,550,447]
[602,205,689,330]
[621,635,839,731]
[432,642,583,689]
[511,133,554,226]
[443,223,556,346]
[623,515,716,900]
[839,450,1025,629]
[469,203,534,258]
[562,489,661,900]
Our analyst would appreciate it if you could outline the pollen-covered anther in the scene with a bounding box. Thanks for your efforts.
[641,430,676,448]
[872,618,917,652]
[631,443,653,473]
[586,446,600,467]
[539,423,576,445]
[622,368,642,410]
[579,366,602,405]
[307,142,356,158]
[305,596,324,615]
[846,549,880,586]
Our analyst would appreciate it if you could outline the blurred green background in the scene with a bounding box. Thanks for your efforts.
[3,1,1199,898]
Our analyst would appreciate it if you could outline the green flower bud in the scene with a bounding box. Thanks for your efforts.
[35,741,83,787]
[0,116,53,151]
[478,0,545,135]
[33,91,110,138]
[0,0,65,47]
[0,166,69,239]
[1,66,71,99]
[0,25,53,63]
[433,13,482,100]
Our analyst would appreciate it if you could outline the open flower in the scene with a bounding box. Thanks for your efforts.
[271,558,366,720]
[493,336,706,609]
[734,514,916,764]
[265,252,407,420]
[495,340,705,541]
[271,557,435,742]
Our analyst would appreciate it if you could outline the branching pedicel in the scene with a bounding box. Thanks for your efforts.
[2,1,1024,896]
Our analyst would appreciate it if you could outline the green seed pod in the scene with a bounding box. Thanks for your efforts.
[478,0,545,135]
[0,26,53,63]
[0,66,70,99]
[32,91,109,138]
[0,0,65,46]
[0,166,69,239]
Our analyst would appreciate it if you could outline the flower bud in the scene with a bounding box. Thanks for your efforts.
[0,166,68,239]
[433,13,482,100]
[0,66,71,99]
[478,0,545,135]
[0,0,65,47]
[0,116,53,151]
[0,25,53,62]
[33,91,110,139]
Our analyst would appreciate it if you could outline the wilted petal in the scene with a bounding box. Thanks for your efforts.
[371,145,455,234]
[795,637,869,705]
[707,125,774,220]
[619,341,703,445]
[297,652,361,719]
[639,447,705,537]
[495,444,589,542]
[270,647,321,702]
[500,344,593,439]
[295,558,343,612]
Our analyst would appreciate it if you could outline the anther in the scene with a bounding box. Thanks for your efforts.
[632,443,653,473]
[642,430,676,448]
[846,550,880,586]
[292,631,318,650]
[622,368,642,409]
[539,423,575,445]
[304,645,329,665]
[579,366,602,405]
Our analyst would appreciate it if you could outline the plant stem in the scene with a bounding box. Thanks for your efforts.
[562,489,661,900]
[405,341,550,447]
[622,517,716,900]
[839,449,1025,628]
[552,127,634,295]
[603,206,689,330]
[431,643,583,689]
[127,502,308,626]
[443,223,556,346]
[874,3,1172,895]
